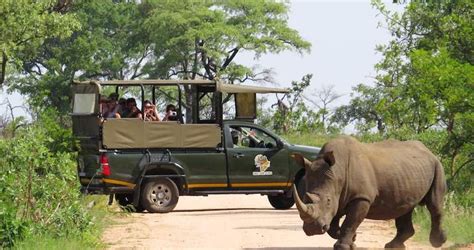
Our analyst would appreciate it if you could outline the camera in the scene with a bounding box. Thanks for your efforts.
[167,110,178,121]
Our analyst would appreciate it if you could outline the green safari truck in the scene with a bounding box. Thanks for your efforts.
[72,79,319,213]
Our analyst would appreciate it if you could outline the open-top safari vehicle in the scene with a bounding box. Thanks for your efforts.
[72,79,319,212]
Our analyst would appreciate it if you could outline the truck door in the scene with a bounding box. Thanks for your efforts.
[225,124,290,189]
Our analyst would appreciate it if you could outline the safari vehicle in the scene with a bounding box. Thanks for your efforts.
[72,79,319,213]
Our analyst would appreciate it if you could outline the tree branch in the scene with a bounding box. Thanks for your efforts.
[451,158,473,180]
[156,88,189,109]
[221,47,239,70]
[131,44,151,80]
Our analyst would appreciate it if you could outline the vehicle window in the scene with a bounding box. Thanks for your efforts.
[230,126,277,149]
[73,93,96,114]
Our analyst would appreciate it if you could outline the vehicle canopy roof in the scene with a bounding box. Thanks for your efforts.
[72,79,289,125]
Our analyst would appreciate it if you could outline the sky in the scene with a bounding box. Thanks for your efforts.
[1,0,404,121]
[236,0,403,109]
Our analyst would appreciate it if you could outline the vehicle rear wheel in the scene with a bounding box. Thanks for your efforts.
[268,194,295,210]
[141,178,179,213]
[115,194,144,212]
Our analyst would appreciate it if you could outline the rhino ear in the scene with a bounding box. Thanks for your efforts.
[293,153,312,170]
[324,151,336,167]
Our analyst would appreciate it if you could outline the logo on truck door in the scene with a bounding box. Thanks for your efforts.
[253,154,273,176]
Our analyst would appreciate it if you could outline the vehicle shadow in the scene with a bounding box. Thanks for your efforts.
[244,248,333,250]
[173,208,298,216]
[236,225,302,231]
[245,248,380,250]
[173,207,274,212]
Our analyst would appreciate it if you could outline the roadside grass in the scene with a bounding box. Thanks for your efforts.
[413,192,474,247]
[13,195,111,250]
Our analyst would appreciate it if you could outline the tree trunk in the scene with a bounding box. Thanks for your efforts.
[0,51,7,85]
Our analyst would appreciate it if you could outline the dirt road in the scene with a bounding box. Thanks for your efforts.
[103,194,429,249]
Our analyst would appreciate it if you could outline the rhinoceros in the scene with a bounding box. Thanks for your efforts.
[293,136,447,249]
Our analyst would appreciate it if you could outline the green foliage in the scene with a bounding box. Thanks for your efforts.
[10,0,143,116]
[332,83,386,134]
[259,74,328,134]
[140,0,310,80]
[1,116,28,139]
[281,132,334,148]
[334,0,473,194]
[9,0,310,122]
[0,114,94,247]
[0,0,80,85]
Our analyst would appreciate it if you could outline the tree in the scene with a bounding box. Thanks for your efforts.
[139,0,311,121]
[336,0,473,190]
[10,0,146,117]
[305,84,342,131]
[0,0,80,86]
[266,74,323,133]
[10,0,311,122]
[332,84,386,134]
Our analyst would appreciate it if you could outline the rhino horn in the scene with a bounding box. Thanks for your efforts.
[293,184,317,222]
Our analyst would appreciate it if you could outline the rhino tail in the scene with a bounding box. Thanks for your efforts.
[422,159,447,207]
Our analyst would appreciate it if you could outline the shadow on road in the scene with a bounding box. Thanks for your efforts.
[174,207,273,212]
[244,248,333,250]
[236,225,302,231]
[173,207,298,216]
[245,248,380,250]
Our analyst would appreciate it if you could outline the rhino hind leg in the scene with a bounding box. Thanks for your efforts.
[426,201,447,247]
[385,210,415,249]
[425,161,447,247]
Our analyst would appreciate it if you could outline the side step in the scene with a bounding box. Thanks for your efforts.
[191,190,285,196]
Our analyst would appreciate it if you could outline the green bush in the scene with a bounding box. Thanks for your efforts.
[0,118,94,247]
[282,132,333,147]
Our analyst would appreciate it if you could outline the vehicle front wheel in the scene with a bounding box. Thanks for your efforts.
[141,178,179,213]
[268,194,295,210]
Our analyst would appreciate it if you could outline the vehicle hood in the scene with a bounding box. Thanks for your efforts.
[288,144,320,161]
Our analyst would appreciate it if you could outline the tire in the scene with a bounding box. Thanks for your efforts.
[296,178,306,200]
[115,194,144,212]
[268,194,295,210]
[115,193,133,206]
[141,178,179,213]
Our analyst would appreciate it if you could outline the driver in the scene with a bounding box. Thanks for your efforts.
[231,130,243,148]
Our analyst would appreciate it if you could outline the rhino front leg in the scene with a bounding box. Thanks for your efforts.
[334,199,370,250]
[327,215,342,239]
